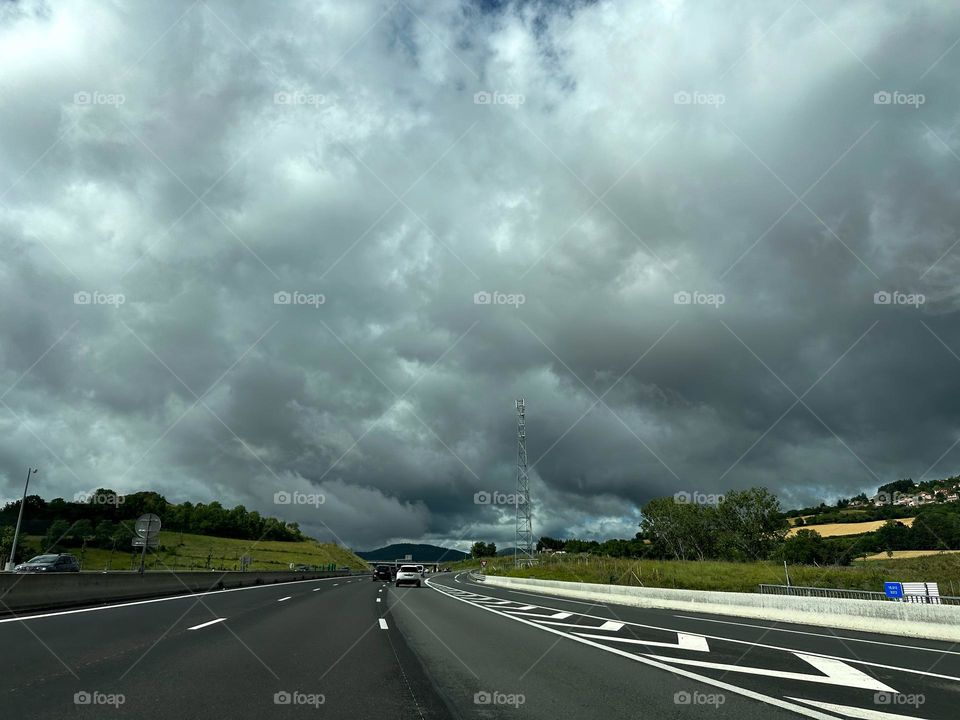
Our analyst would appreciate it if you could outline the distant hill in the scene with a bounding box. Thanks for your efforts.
[355,543,468,562]
[496,546,517,556]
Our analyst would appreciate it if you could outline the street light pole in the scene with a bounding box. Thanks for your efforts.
[6,468,37,572]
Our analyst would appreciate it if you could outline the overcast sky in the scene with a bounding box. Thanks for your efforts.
[1,0,959,551]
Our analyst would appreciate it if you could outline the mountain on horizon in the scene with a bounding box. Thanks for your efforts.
[355,543,468,563]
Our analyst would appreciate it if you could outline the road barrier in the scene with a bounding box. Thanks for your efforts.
[0,569,354,614]
[481,575,960,642]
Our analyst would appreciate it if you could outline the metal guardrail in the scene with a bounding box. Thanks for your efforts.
[758,583,960,605]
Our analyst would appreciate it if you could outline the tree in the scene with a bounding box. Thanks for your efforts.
[715,488,788,561]
[777,529,827,564]
[471,542,497,558]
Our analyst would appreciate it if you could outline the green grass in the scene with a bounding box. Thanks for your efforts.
[474,553,960,595]
[26,531,369,572]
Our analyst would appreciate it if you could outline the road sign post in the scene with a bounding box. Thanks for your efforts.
[134,514,161,575]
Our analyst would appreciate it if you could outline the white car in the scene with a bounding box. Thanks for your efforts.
[395,565,422,587]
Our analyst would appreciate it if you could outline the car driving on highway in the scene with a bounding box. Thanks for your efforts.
[14,554,80,573]
[395,564,422,588]
[373,564,392,581]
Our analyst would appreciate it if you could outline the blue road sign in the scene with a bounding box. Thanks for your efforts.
[884,581,904,599]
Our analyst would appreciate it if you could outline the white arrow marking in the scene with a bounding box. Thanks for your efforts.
[787,697,932,720]
[645,652,896,692]
[573,631,709,652]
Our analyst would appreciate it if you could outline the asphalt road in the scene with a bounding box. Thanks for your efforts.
[2,571,959,719]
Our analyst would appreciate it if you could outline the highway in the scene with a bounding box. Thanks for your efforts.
[1,571,959,719]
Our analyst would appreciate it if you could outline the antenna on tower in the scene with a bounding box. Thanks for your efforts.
[515,398,534,567]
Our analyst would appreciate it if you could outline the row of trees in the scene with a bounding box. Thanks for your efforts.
[0,490,305,562]
[640,488,788,562]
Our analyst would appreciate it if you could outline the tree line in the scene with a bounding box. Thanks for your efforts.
[0,490,304,563]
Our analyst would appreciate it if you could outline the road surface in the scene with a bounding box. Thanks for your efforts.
[2,571,958,718]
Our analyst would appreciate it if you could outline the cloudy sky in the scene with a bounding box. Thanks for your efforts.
[1,0,959,551]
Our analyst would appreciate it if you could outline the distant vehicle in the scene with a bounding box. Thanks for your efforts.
[395,565,422,588]
[373,565,391,581]
[15,554,80,573]
[293,564,309,572]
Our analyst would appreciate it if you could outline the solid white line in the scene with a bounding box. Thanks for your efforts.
[277,596,292,602]
[378,618,388,629]
[787,696,932,720]
[671,614,960,656]
[0,576,346,624]
[425,580,838,720]
[187,618,227,631]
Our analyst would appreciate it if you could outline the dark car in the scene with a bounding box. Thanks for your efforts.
[373,565,391,581]
[15,554,80,573]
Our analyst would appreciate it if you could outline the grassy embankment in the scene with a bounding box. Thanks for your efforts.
[464,552,960,595]
[26,531,368,572]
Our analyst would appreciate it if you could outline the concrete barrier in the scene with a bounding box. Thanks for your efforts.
[0,569,354,614]
[482,575,960,642]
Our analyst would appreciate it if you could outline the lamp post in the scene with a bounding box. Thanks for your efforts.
[6,468,37,572]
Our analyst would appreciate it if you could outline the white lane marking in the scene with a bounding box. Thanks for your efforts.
[787,697,933,720]
[187,618,227,631]
[0,576,347,624]
[498,588,604,606]
[645,652,895,692]
[277,596,292,602]
[672,614,960,656]
[333,584,339,586]
[313,588,323,592]
[573,631,709,652]
[429,580,960,684]
[425,580,838,720]
[597,620,624,631]
[504,610,572,620]
[376,598,382,603]
[378,618,388,630]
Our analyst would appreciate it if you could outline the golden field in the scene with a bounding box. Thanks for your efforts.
[788,517,916,538]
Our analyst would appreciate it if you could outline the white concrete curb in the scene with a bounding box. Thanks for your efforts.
[482,575,960,642]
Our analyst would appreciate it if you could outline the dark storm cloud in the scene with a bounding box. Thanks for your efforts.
[1,0,960,550]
